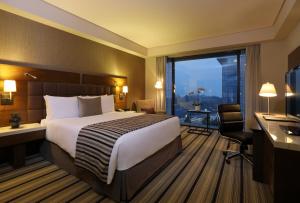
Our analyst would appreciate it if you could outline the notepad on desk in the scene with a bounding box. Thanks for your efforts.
[263,115,299,122]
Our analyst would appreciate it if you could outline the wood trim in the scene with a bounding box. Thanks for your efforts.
[0,130,45,148]
[0,63,80,82]
[288,46,300,70]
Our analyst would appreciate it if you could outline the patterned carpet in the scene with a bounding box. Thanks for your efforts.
[0,126,272,203]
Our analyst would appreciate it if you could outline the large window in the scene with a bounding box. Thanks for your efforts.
[166,50,245,129]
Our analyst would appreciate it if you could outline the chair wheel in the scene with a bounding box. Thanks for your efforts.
[226,159,230,164]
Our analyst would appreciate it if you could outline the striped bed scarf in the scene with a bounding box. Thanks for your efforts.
[74,114,173,183]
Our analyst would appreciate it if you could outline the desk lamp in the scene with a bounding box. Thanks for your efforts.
[259,82,277,115]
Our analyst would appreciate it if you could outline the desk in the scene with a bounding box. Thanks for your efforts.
[254,113,300,203]
[185,110,213,136]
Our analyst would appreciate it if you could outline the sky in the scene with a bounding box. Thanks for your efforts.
[175,58,222,97]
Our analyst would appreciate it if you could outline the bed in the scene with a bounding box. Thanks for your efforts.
[27,81,182,202]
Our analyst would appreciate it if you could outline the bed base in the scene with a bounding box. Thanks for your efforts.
[40,136,182,202]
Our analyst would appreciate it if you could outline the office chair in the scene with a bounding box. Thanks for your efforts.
[218,104,253,164]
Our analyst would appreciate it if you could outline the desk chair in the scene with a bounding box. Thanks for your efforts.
[218,104,253,164]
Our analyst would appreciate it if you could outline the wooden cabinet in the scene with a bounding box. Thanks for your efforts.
[254,114,300,203]
[0,123,45,168]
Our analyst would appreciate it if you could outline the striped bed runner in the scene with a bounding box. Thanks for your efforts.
[75,114,173,182]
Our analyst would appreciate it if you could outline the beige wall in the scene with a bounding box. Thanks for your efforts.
[145,57,157,99]
[145,21,300,114]
[0,10,145,108]
[260,21,300,113]
[260,41,287,113]
[286,21,300,54]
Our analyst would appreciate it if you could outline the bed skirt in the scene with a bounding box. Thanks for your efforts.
[40,135,182,202]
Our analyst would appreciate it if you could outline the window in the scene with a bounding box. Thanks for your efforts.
[166,50,245,129]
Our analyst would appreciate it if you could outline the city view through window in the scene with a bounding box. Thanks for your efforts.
[169,52,245,129]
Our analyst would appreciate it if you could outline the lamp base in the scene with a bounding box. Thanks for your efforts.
[261,112,275,116]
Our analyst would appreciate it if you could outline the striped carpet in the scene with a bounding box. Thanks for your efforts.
[0,126,272,203]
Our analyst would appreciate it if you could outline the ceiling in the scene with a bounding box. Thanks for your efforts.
[1,0,299,57]
[43,0,284,48]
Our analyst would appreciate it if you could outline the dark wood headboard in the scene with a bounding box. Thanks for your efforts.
[0,63,127,126]
[27,82,114,123]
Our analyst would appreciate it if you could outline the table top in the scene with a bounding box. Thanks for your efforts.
[0,123,46,137]
[255,112,300,151]
[188,110,211,113]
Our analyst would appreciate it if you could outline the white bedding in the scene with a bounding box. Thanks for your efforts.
[41,111,180,184]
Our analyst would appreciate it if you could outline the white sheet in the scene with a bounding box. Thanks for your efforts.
[41,111,180,184]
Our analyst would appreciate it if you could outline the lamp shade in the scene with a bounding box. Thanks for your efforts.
[4,80,16,92]
[122,85,128,94]
[154,81,163,89]
[259,82,277,97]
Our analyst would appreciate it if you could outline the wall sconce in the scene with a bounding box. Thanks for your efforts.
[119,85,128,100]
[1,80,17,105]
[24,72,37,79]
[154,81,163,89]
[113,80,118,87]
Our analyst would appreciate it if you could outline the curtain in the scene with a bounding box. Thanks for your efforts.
[156,56,166,112]
[245,45,262,130]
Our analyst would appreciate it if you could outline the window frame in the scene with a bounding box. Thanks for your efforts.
[168,49,245,116]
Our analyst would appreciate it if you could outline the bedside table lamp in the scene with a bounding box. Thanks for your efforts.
[1,80,17,105]
[259,82,277,115]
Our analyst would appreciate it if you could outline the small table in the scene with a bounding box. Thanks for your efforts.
[0,123,46,168]
[185,110,213,136]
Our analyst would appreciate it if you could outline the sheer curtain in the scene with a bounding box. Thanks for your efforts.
[156,56,166,112]
[245,45,262,130]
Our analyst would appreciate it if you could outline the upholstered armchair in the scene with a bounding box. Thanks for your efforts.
[132,99,156,114]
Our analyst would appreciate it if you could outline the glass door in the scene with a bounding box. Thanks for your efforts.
[167,50,245,129]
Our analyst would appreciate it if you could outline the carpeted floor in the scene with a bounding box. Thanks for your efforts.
[0,126,272,203]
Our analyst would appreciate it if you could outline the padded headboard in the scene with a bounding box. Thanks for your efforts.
[27,81,115,123]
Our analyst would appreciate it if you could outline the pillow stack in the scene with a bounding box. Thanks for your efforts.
[44,95,115,120]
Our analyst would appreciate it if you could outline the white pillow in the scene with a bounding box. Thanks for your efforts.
[101,95,115,113]
[44,95,79,120]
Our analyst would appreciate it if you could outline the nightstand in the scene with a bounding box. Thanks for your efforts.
[0,123,46,168]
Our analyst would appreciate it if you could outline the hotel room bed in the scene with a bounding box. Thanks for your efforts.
[27,81,182,201]
[41,111,180,184]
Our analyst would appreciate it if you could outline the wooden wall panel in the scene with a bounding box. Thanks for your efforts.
[0,63,129,126]
[82,74,127,109]
[0,10,145,112]
[0,63,80,82]
[0,63,80,127]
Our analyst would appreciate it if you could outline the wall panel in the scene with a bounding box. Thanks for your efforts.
[0,9,145,121]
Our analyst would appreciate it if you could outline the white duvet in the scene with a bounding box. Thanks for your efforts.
[41,111,180,184]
